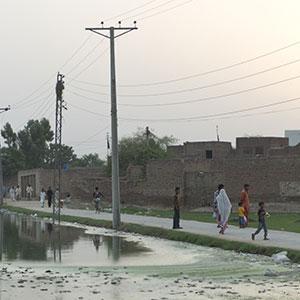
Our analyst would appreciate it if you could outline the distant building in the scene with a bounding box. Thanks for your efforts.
[9,136,300,208]
[285,130,300,146]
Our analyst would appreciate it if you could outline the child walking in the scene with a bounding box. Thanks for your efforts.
[238,201,246,228]
[252,201,270,240]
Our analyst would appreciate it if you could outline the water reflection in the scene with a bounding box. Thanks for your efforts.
[0,212,150,266]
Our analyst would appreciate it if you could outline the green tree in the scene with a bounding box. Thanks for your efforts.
[117,128,176,175]
[72,153,105,168]
[45,144,77,167]
[17,118,54,169]
[1,123,17,148]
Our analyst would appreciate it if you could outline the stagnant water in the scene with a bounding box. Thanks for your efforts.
[0,211,300,300]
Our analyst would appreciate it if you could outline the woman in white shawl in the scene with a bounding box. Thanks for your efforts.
[216,184,232,234]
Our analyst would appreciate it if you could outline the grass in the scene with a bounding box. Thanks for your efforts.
[3,204,300,263]
[121,206,300,233]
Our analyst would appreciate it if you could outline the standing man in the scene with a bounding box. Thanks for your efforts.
[46,186,53,208]
[9,186,16,201]
[26,184,33,200]
[15,185,21,201]
[173,187,182,229]
[240,184,250,225]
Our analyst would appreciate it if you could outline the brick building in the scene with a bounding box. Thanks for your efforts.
[13,136,300,208]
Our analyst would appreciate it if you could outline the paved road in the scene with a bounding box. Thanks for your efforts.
[6,200,300,251]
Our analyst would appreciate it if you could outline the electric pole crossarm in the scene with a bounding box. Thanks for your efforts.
[86,27,137,31]
[85,29,110,39]
[114,28,137,39]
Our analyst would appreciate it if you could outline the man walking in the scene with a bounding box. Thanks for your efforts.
[173,187,182,229]
[240,184,250,225]
[46,186,53,208]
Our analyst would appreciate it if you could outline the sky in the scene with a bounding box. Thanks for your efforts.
[1,0,300,158]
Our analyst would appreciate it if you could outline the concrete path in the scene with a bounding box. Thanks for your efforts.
[5,200,300,252]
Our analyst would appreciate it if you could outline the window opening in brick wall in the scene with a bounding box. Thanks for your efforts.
[206,150,213,159]
[243,147,253,155]
[255,146,264,155]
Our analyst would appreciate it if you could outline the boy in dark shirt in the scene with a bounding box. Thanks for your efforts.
[252,201,270,240]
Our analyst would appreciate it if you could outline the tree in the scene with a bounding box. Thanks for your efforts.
[72,153,105,169]
[45,144,77,167]
[117,128,176,175]
[17,118,54,169]
[0,147,24,177]
[1,123,17,148]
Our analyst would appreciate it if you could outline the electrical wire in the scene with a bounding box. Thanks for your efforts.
[104,0,160,22]
[67,102,109,118]
[14,87,54,110]
[199,105,300,123]
[68,74,300,107]
[64,38,106,75]
[136,0,194,21]
[73,125,110,147]
[11,34,93,107]
[68,47,110,83]
[69,58,300,97]
[72,40,300,88]
[122,0,185,21]
[66,94,300,122]
[119,95,300,122]
[14,92,54,130]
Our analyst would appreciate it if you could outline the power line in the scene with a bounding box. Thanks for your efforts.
[14,87,54,110]
[73,125,110,147]
[104,0,159,22]
[68,47,110,83]
[200,105,300,123]
[136,0,194,21]
[14,92,54,131]
[122,0,185,21]
[11,35,93,107]
[120,95,300,122]
[67,102,109,118]
[67,94,300,122]
[64,38,106,75]
[73,40,300,88]
[67,91,109,105]
[70,58,300,97]
[69,73,300,107]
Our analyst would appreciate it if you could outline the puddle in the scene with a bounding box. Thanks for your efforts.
[0,211,202,267]
[1,211,300,299]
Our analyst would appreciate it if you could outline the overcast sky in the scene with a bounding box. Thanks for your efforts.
[1,0,300,158]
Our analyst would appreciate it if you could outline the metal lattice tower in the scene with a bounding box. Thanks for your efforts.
[53,73,65,224]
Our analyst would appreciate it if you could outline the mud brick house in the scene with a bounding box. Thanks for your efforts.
[15,136,300,208]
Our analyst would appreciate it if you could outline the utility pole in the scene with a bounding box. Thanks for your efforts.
[53,73,66,224]
[0,106,11,206]
[86,21,138,230]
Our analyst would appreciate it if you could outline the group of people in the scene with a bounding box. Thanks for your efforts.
[173,183,270,240]
[8,184,33,201]
[39,186,67,209]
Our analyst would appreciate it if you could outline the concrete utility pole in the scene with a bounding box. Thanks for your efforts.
[53,73,66,224]
[0,106,11,206]
[86,22,138,230]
